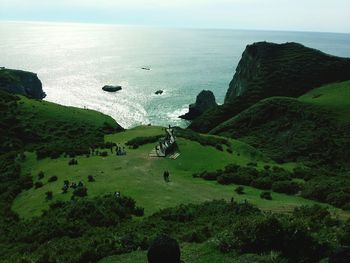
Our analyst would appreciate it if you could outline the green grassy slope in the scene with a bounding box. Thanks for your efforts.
[299,80,350,124]
[18,95,119,128]
[12,126,348,220]
[210,81,350,166]
[0,91,123,156]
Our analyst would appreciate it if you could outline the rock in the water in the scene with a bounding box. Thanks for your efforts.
[179,90,217,120]
[102,85,122,92]
[0,67,46,99]
[155,90,163,95]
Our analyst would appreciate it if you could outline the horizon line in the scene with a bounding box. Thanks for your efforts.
[1,19,350,35]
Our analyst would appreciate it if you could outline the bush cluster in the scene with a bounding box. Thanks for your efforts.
[125,135,163,149]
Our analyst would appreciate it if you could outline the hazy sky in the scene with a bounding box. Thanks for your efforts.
[0,0,349,33]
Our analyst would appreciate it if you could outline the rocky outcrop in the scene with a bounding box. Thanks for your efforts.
[102,85,122,92]
[225,42,350,103]
[0,67,46,99]
[155,90,163,95]
[189,42,350,133]
[180,90,217,120]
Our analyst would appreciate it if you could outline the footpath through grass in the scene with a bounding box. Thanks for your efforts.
[12,126,349,219]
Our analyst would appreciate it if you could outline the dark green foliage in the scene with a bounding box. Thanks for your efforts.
[99,151,108,157]
[260,192,272,200]
[0,197,346,263]
[174,127,231,149]
[134,207,145,217]
[47,175,58,183]
[302,176,350,208]
[126,135,163,149]
[37,171,44,180]
[271,180,301,195]
[235,186,244,195]
[251,177,273,190]
[88,175,95,182]
[68,158,78,165]
[35,181,43,189]
[73,187,87,197]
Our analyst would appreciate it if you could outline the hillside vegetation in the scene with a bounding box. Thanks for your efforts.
[0,91,122,157]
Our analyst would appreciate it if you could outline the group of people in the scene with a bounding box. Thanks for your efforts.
[116,144,126,156]
[155,125,176,157]
[62,180,84,193]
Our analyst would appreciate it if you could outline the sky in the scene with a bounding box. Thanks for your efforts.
[0,0,349,33]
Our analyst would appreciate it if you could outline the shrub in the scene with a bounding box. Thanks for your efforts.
[88,175,95,182]
[216,144,223,151]
[272,180,301,195]
[326,192,350,208]
[35,181,43,189]
[126,135,163,149]
[199,171,220,181]
[99,151,108,157]
[218,215,284,254]
[48,176,58,183]
[235,186,244,195]
[134,207,144,217]
[68,159,78,165]
[250,177,273,190]
[73,187,88,197]
[260,192,272,200]
[38,171,45,180]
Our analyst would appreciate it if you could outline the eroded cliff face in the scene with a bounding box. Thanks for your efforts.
[189,42,350,133]
[224,41,350,103]
[0,68,46,99]
[225,45,263,102]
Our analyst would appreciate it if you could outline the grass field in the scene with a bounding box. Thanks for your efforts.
[299,80,350,123]
[17,95,119,129]
[12,126,350,219]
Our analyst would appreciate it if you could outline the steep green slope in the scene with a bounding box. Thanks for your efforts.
[299,80,350,124]
[189,42,350,133]
[0,91,123,156]
[210,96,350,167]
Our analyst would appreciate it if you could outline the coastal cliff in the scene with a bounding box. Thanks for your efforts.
[0,68,46,99]
[189,42,350,133]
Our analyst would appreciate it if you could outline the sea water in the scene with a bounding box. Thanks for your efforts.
[1,21,350,128]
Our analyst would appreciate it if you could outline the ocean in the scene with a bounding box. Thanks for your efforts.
[1,21,350,128]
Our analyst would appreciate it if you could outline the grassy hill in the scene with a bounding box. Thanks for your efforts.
[299,80,350,124]
[12,126,349,220]
[0,91,122,156]
[210,81,350,166]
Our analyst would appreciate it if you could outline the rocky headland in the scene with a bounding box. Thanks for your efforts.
[0,67,46,99]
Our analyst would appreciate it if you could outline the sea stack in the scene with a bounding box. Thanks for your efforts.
[179,90,217,120]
